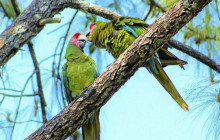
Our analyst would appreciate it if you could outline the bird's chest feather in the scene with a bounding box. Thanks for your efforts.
[66,60,95,94]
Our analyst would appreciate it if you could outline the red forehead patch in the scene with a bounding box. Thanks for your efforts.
[73,32,81,39]
[90,24,94,29]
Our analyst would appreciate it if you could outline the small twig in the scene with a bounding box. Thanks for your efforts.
[168,39,220,73]
[28,42,47,124]
[39,54,60,65]
[151,0,166,12]
[10,120,43,124]
[38,17,61,25]
[0,126,13,129]
[0,67,6,106]
[51,38,63,110]
[143,0,167,19]
[0,88,21,92]
[47,23,70,34]
[143,0,166,21]
[214,0,220,20]
[11,71,35,139]
[0,92,39,97]
[143,0,153,21]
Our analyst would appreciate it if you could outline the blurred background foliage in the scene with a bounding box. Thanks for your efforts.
[0,0,219,140]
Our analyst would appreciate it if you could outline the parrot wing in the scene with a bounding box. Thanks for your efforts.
[62,63,77,103]
[89,57,99,78]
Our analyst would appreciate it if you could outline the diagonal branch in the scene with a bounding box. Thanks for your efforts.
[25,0,212,139]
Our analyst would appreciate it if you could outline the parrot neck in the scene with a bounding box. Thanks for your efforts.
[65,44,83,60]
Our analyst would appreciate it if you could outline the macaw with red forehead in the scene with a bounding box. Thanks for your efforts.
[86,16,188,111]
[62,33,100,140]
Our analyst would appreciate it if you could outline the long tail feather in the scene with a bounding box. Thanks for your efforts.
[146,57,189,111]
[82,111,100,140]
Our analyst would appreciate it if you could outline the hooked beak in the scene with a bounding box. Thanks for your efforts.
[85,24,96,37]
[78,35,88,51]
[85,29,91,37]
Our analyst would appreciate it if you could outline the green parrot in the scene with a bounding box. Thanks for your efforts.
[85,16,188,111]
[62,33,100,140]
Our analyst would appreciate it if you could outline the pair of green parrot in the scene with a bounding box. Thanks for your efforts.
[62,16,188,140]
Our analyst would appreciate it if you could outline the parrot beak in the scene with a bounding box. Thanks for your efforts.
[78,35,88,50]
[85,30,91,37]
[85,24,96,37]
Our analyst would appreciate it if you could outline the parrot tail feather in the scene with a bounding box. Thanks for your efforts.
[82,111,100,140]
[145,57,189,111]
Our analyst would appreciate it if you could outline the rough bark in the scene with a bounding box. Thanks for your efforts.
[25,0,212,139]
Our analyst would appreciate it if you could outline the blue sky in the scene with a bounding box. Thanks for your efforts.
[0,0,219,140]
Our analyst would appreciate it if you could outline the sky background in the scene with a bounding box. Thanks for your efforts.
[0,0,219,140]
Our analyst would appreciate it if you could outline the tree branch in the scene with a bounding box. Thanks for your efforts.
[38,17,61,25]
[168,39,220,72]
[25,0,212,139]
[0,92,39,97]
[28,42,48,123]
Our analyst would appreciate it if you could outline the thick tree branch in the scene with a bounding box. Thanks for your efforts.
[168,39,220,72]
[26,0,212,139]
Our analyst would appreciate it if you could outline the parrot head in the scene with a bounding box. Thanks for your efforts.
[85,23,97,37]
[70,33,87,51]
